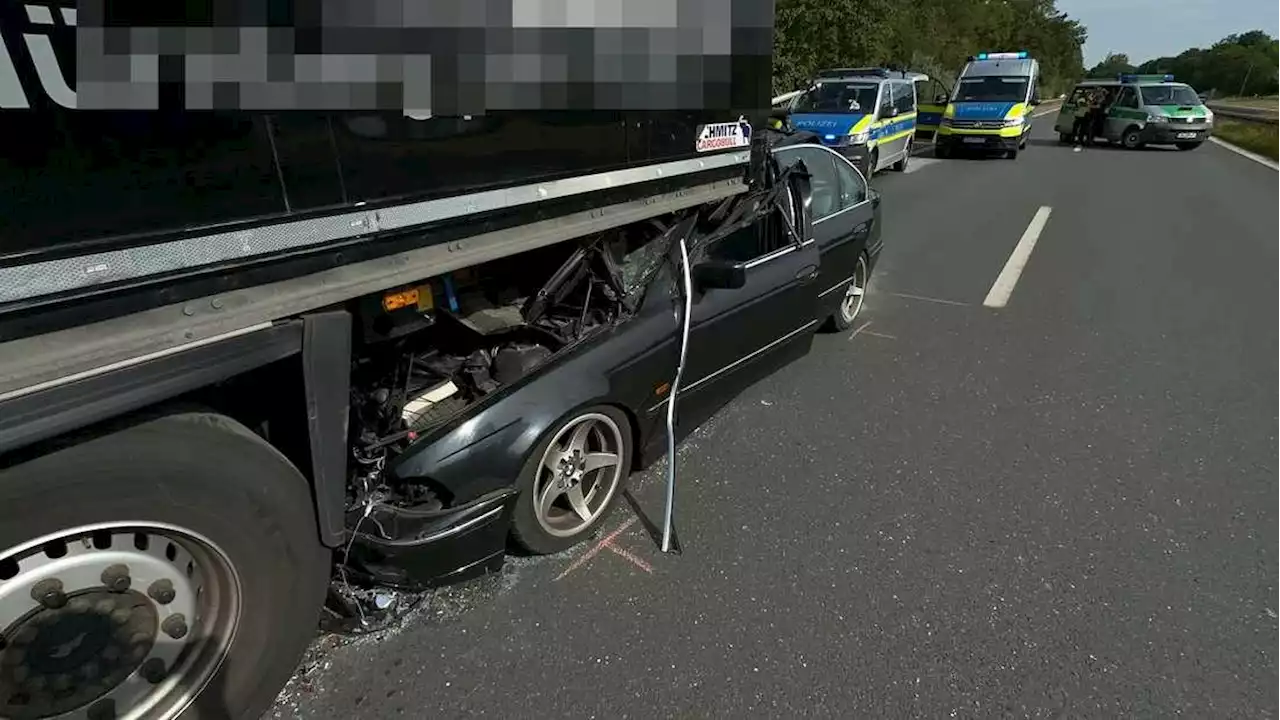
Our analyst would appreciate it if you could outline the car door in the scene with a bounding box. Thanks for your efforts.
[772,145,869,319]
[672,187,822,434]
[1107,86,1140,140]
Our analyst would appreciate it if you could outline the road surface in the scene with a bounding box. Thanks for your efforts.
[270,119,1278,719]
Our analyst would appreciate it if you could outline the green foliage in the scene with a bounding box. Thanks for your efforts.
[772,0,1087,97]
[1085,53,1137,78]
[1124,32,1278,97]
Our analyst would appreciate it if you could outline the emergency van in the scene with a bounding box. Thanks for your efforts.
[785,68,919,179]
[1052,75,1214,150]
[935,52,1041,159]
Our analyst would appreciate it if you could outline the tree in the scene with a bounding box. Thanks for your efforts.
[1086,53,1135,79]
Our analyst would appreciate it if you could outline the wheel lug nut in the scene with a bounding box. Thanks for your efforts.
[147,579,176,604]
[30,578,67,609]
[140,658,167,684]
[87,698,116,720]
[101,564,131,593]
[161,614,188,640]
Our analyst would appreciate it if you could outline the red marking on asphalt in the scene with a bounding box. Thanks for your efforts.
[605,544,654,573]
[554,516,638,581]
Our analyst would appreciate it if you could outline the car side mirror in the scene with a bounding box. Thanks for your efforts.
[1031,94,1042,106]
[693,260,747,291]
[883,106,899,118]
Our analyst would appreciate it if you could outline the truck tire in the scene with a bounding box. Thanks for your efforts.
[510,405,632,555]
[0,412,329,720]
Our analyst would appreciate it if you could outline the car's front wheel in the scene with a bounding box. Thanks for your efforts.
[828,252,869,331]
[1122,127,1145,149]
[510,406,632,555]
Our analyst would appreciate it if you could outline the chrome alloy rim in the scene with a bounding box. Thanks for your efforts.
[533,413,625,538]
[0,523,241,720]
[840,255,869,324]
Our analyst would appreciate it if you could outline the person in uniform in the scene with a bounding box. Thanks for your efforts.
[1071,90,1091,144]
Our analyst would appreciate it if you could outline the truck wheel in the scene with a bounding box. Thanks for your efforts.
[1121,127,1144,149]
[0,412,329,720]
[510,405,631,555]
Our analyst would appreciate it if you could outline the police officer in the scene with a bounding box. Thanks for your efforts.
[1071,90,1091,144]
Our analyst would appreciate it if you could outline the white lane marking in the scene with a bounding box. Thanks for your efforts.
[1208,136,1280,171]
[888,291,969,307]
[983,206,1053,309]
[1032,104,1062,118]
[905,157,941,174]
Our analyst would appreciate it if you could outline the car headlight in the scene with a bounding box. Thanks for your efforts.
[1149,115,1168,123]
[1002,117,1024,127]
[1203,110,1215,125]
[939,118,952,127]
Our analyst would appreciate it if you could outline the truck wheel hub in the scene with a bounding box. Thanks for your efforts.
[0,524,241,720]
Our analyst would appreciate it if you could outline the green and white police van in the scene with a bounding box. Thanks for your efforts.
[1054,74,1214,150]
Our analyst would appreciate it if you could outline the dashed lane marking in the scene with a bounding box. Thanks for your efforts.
[983,205,1053,309]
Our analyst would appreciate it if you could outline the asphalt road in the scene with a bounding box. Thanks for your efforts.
[270,118,1278,719]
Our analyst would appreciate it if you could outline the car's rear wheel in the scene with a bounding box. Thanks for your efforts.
[510,406,631,555]
[828,252,869,331]
[0,412,329,720]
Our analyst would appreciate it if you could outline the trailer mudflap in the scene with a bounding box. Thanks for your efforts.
[341,488,517,591]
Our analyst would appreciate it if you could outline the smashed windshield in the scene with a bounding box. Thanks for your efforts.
[1139,84,1201,106]
[793,82,879,114]
[953,76,1029,103]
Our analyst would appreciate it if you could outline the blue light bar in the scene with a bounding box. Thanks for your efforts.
[1119,73,1176,83]
[976,51,1029,60]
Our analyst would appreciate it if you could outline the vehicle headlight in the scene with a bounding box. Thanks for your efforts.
[939,118,952,127]
[1203,110,1214,125]
[1002,117,1024,127]
[842,131,870,145]
[1149,115,1168,123]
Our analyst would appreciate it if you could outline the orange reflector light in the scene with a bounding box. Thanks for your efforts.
[654,382,671,396]
[382,288,420,312]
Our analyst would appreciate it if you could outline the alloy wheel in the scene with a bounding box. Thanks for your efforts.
[533,413,626,538]
[839,254,869,325]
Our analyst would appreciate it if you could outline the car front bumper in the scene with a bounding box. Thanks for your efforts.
[935,133,1021,152]
[1142,124,1211,144]
[341,487,517,591]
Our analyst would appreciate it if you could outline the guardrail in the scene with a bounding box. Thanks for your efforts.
[1207,103,1278,124]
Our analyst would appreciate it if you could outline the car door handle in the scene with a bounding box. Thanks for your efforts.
[795,265,819,282]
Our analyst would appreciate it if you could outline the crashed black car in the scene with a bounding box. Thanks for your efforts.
[336,142,884,608]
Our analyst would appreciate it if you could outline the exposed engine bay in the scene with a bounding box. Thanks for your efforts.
[328,217,682,628]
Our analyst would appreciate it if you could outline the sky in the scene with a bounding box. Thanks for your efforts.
[1057,0,1280,65]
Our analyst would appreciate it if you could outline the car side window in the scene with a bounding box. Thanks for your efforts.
[832,154,867,208]
[878,85,894,117]
[1116,87,1138,108]
[894,83,915,114]
[774,147,839,221]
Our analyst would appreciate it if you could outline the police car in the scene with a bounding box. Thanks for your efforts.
[1052,74,1214,151]
[935,51,1042,159]
[783,68,920,180]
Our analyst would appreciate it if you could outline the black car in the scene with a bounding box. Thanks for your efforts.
[338,143,883,604]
